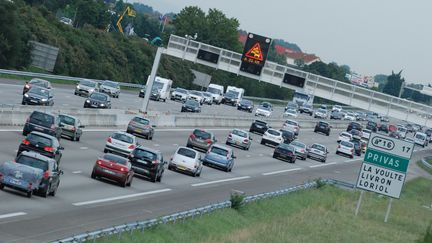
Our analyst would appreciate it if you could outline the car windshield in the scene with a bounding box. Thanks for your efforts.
[29,87,49,97]
[112,133,133,143]
[318,109,326,113]
[291,141,305,148]
[286,109,296,114]
[103,81,119,88]
[80,80,96,87]
[203,92,212,97]
[134,149,157,161]
[255,120,267,126]
[185,100,199,107]
[132,117,149,125]
[225,92,236,98]
[175,88,188,94]
[268,129,280,136]
[102,154,127,165]
[319,122,328,127]
[341,133,351,138]
[415,134,425,139]
[261,102,272,108]
[153,81,164,90]
[398,127,407,132]
[259,106,271,111]
[281,130,294,136]
[285,120,297,125]
[30,112,54,124]
[30,79,49,88]
[193,130,211,139]
[27,133,52,147]
[177,148,196,159]
[210,146,229,156]
[368,121,377,126]
[341,141,353,147]
[90,93,107,101]
[232,129,247,138]
[207,87,221,95]
[190,91,202,96]
[59,115,75,126]
[16,155,49,171]
[311,144,325,151]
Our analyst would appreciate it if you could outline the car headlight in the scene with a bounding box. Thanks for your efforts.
[24,93,29,97]
[86,100,90,103]
[41,98,47,102]
[100,103,105,106]
[76,85,80,89]
[89,89,94,93]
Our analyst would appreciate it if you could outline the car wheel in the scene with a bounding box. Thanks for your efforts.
[0,183,4,190]
[150,174,157,183]
[313,129,317,133]
[27,190,33,198]
[103,149,108,153]
[272,153,276,158]
[260,140,265,145]
[156,172,163,182]
[76,135,81,142]
[326,133,330,136]
[120,179,127,187]
[350,155,354,159]
[74,91,78,95]
[91,170,96,179]
[41,184,50,198]
[127,177,133,187]
[72,133,77,141]
[321,159,326,163]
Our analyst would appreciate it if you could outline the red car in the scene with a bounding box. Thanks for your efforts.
[91,154,134,187]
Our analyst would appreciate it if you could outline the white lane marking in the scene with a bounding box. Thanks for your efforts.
[73,189,172,206]
[345,158,362,163]
[80,147,88,150]
[72,171,82,174]
[246,155,251,158]
[262,168,302,176]
[0,128,234,132]
[309,162,337,168]
[172,144,178,146]
[62,104,70,106]
[191,176,251,187]
[0,212,27,220]
[153,144,160,147]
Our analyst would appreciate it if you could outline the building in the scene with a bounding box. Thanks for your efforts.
[285,51,321,65]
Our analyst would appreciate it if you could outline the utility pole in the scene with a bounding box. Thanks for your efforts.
[141,47,163,113]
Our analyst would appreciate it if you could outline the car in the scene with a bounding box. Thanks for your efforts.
[356,112,367,121]
[203,144,236,172]
[170,88,189,102]
[336,141,355,158]
[425,128,432,141]
[15,151,62,197]
[181,99,201,113]
[17,131,64,164]
[348,129,362,138]
[284,101,298,112]
[260,102,273,110]
[261,129,283,146]
[360,139,368,153]
[249,120,270,135]
[366,120,378,132]
[273,144,296,163]
[412,124,423,133]
[380,116,390,122]
[188,90,205,105]
[280,129,296,144]
[282,119,300,135]
[404,137,415,143]
[221,92,237,106]
[129,146,165,182]
[330,110,343,120]
[255,105,272,117]
[226,129,251,150]
[0,161,44,198]
[22,86,54,106]
[397,125,408,139]
[126,116,155,140]
[23,78,52,94]
[59,114,84,141]
[332,105,342,112]
[289,140,308,160]
[104,132,137,157]
[84,92,111,109]
[283,108,298,118]
[414,132,428,147]
[237,99,254,113]
[186,129,216,151]
[343,113,356,121]
[59,16,73,26]
[91,153,134,187]
[299,104,313,115]
[378,123,389,133]
[350,139,362,156]
[347,122,363,132]
[314,121,331,136]
[99,80,120,98]
[362,129,371,140]
[319,104,328,110]
[75,79,99,97]
[202,92,213,105]
[22,111,62,140]
[139,87,146,98]
[168,146,203,177]
[314,108,328,119]
[150,87,161,101]
[404,124,414,133]
[338,132,353,143]
[307,143,328,162]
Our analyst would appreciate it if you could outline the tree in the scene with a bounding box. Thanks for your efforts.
[172,6,206,39]
[294,59,305,68]
[74,0,110,29]
[382,70,404,97]
[303,61,350,82]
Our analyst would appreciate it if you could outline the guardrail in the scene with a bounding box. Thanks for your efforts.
[52,179,354,243]
[421,157,432,169]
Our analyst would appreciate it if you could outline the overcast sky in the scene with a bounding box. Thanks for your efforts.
[132,0,431,84]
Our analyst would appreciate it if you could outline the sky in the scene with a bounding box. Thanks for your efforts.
[132,0,432,84]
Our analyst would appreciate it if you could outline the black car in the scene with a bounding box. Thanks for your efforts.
[349,129,362,137]
[15,151,63,197]
[273,144,296,163]
[249,120,270,135]
[330,110,343,120]
[299,104,313,115]
[222,92,237,106]
[280,129,295,144]
[378,123,389,133]
[366,120,378,132]
[23,111,62,139]
[347,122,362,132]
[139,87,146,98]
[23,78,52,94]
[84,92,111,109]
[150,87,161,101]
[237,99,254,112]
[314,121,331,136]
[425,128,432,140]
[129,146,165,182]
[350,139,362,156]
[17,131,64,164]
[22,86,54,106]
[405,124,414,133]
[181,99,201,112]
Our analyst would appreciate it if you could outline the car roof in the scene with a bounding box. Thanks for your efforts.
[59,113,77,120]
[135,145,161,154]
[211,144,231,151]
[31,110,56,117]
[91,92,109,97]
[254,120,267,124]
[176,146,196,153]
[318,121,329,125]
[28,131,56,140]
[112,131,134,137]
[20,150,56,163]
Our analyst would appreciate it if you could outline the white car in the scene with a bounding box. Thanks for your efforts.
[202,92,213,105]
[171,88,189,102]
[168,146,203,177]
[60,17,73,26]
[283,108,298,118]
[336,141,354,158]
[104,132,137,157]
[255,106,272,117]
[282,119,300,135]
[261,129,283,146]
[188,91,205,105]
[314,108,328,119]
[332,105,342,112]
[337,132,353,143]
[397,126,408,139]
[343,113,356,121]
[414,132,428,147]
[362,129,371,140]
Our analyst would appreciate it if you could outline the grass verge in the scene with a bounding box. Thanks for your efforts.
[99,178,432,243]
[417,160,432,175]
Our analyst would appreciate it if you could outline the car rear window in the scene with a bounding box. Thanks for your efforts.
[16,155,49,171]
[102,154,127,165]
[134,149,157,161]
[319,122,328,127]
[233,129,247,138]
[341,133,351,138]
[112,133,134,143]
[29,87,50,97]
[30,112,54,125]
[185,100,199,106]
[59,115,75,126]
[177,148,196,159]
[193,130,211,139]
[27,133,53,147]
[285,120,297,125]
[254,120,267,126]
[291,141,305,148]
[268,129,281,136]
[132,117,149,125]
[341,141,353,147]
[30,79,49,88]
[210,146,229,156]
[311,144,325,151]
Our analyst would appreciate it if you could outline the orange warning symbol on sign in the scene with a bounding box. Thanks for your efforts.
[245,42,263,61]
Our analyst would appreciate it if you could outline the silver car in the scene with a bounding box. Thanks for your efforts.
[104,132,137,157]
[100,80,120,98]
[289,140,307,160]
[75,79,99,97]
[226,129,252,150]
[307,143,328,163]
[202,92,213,105]
[59,114,84,141]
[126,116,155,140]
[186,129,216,151]
[314,108,328,119]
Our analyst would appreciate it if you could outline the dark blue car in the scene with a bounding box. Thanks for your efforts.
[203,144,236,172]
[0,161,44,198]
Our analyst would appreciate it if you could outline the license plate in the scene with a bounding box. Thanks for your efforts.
[256,125,262,128]
[7,178,22,186]
[178,165,186,171]
[236,141,241,145]
[30,100,37,103]
[103,169,115,175]
[135,129,142,133]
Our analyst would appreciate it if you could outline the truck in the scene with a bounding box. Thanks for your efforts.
[292,89,314,106]
[226,86,245,106]
[147,76,173,102]
[206,84,224,105]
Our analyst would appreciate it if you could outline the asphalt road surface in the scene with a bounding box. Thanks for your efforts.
[0,125,429,242]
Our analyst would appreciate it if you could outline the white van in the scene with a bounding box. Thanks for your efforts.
[148,76,173,102]
[206,84,224,104]
[414,132,428,147]
[226,86,245,105]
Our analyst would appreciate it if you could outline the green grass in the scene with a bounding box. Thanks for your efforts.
[418,160,432,175]
[99,178,432,243]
